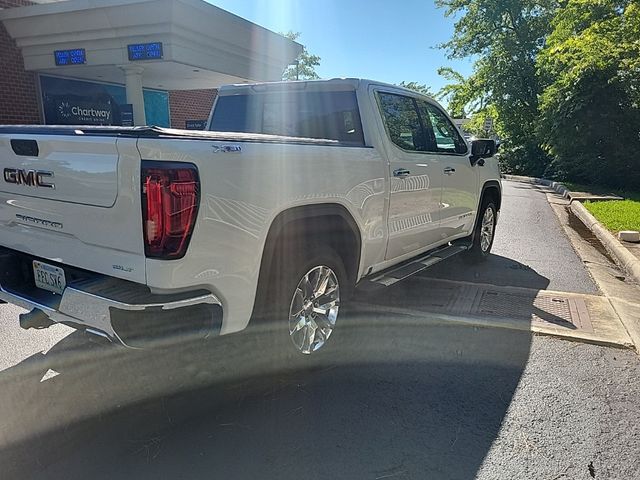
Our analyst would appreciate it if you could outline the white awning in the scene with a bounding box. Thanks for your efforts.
[0,0,302,90]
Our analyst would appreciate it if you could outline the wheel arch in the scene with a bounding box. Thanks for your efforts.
[252,203,363,317]
[469,180,502,242]
[480,180,502,211]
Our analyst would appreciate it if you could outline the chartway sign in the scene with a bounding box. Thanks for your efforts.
[55,99,113,125]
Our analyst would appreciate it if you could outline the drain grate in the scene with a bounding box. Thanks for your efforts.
[362,278,595,333]
[476,291,569,320]
[472,289,593,331]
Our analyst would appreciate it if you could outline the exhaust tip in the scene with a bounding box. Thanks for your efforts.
[19,308,54,330]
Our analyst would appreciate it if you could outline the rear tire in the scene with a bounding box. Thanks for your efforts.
[463,200,497,263]
[266,244,350,356]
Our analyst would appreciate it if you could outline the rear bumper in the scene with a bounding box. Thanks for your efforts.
[0,247,222,347]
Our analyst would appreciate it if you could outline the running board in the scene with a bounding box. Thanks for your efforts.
[360,242,471,290]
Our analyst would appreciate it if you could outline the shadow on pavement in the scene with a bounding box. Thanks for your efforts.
[360,254,577,331]
[0,304,534,480]
[419,253,551,290]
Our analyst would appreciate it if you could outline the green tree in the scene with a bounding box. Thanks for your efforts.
[397,81,434,96]
[436,67,473,118]
[465,106,499,137]
[437,69,499,137]
[536,0,640,188]
[436,0,557,175]
[281,31,321,80]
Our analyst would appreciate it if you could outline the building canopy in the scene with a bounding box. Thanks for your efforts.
[1,0,302,89]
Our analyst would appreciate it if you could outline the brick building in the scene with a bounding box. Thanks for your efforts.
[168,89,218,130]
[0,0,40,125]
[0,0,299,128]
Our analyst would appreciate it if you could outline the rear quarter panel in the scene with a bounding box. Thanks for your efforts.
[138,138,387,334]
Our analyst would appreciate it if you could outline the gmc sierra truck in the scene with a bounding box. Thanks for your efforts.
[0,78,501,354]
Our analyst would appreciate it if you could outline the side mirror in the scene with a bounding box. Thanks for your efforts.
[470,139,496,166]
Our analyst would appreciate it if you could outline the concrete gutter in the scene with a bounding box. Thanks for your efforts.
[570,201,640,285]
[503,174,640,285]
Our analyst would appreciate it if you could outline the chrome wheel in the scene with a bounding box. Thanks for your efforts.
[480,207,495,252]
[288,265,340,354]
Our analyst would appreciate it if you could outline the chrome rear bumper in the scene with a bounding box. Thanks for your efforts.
[0,248,222,347]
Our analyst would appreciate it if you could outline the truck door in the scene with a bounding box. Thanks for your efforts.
[374,90,444,260]
[417,101,478,239]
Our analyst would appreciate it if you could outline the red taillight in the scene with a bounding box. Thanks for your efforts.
[141,161,199,259]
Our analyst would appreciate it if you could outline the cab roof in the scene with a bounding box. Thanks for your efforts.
[218,78,433,99]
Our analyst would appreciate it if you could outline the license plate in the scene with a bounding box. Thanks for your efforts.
[33,260,66,295]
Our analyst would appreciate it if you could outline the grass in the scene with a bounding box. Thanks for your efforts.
[555,181,640,233]
[583,199,640,233]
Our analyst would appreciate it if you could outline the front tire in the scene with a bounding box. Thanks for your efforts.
[464,200,497,262]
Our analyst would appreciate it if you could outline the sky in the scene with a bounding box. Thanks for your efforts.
[207,0,474,93]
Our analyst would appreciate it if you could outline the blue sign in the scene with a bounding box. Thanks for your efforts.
[54,49,86,66]
[185,119,207,130]
[127,42,163,61]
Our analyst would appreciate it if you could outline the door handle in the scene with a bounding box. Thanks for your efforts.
[444,167,456,175]
[393,168,411,178]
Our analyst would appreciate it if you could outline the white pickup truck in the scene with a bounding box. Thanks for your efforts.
[0,78,501,354]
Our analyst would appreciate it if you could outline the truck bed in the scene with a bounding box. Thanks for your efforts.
[0,125,341,146]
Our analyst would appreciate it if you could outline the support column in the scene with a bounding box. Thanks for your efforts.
[120,65,146,126]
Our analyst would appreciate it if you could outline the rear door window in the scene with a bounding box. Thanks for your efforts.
[376,92,429,152]
[210,90,365,145]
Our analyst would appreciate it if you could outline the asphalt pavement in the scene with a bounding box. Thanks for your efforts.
[1,180,639,479]
[420,180,599,294]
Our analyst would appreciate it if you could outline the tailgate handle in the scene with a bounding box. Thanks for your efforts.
[10,139,39,157]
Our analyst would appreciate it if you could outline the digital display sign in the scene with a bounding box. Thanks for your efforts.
[127,42,163,61]
[54,49,86,66]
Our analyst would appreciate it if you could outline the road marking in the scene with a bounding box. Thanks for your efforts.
[40,368,60,382]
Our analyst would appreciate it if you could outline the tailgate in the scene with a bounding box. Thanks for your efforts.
[0,132,146,283]
[1,135,119,207]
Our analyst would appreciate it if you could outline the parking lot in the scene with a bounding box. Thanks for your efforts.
[1,180,640,479]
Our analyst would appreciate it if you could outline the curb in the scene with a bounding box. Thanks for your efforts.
[503,174,640,285]
[503,174,569,197]
[570,201,640,285]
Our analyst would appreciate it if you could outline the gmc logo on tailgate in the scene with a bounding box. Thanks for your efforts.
[3,168,55,189]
